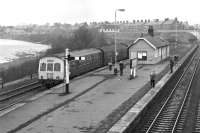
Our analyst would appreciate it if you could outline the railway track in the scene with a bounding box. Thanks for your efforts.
[194,101,200,132]
[133,49,200,133]
[0,60,124,113]
[0,81,45,111]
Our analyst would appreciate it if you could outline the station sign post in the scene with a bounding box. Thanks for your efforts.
[130,52,137,79]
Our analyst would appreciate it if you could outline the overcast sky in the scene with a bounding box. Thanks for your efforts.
[0,0,199,26]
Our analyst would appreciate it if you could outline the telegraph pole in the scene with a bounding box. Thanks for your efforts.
[175,19,177,48]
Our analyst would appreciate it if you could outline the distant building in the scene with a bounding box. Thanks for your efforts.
[96,18,191,34]
[145,19,164,31]
[128,35,169,64]
[182,21,190,30]
[120,21,146,33]
[99,24,120,33]
[162,18,184,30]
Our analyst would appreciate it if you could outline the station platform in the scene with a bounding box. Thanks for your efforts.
[0,60,169,133]
[107,45,198,133]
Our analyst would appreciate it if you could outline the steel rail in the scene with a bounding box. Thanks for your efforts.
[0,81,39,96]
[172,57,200,132]
[0,83,42,101]
[0,81,44,111]
[145,52,198,133]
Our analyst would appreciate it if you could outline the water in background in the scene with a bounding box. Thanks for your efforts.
[0,39,50,64]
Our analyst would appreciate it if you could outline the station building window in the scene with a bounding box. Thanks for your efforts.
[54,63,61,71]
[47,63,53,71]
[40,63,46,71]
[137,51,147,60]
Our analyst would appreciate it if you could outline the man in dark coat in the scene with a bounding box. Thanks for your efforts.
[108,58,113,71]
[119,61,124,76]
[150,71,156,88]
[170,58,174,73]
[108,62,112,71]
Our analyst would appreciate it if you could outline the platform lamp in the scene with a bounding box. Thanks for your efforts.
[114,9,125,75]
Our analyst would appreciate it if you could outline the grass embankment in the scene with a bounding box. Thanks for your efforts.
[160,32,197,58]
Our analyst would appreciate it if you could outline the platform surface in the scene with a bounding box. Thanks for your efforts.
[0,61,169,133]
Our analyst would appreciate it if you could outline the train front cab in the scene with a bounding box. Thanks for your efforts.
[38,57,64,88]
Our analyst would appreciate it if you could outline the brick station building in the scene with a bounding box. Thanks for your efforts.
[128,35,170,64]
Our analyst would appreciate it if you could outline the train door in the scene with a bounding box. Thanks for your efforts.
[47,62,53,79]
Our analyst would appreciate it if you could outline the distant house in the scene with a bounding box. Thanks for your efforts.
[128,36,169,64]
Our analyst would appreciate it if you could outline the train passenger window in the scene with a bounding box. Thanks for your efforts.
[40,63,46,71]
[54,63,61,71]
[70,60,75,66]
[47,63,53,71]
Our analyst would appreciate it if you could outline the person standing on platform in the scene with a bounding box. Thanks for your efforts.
[170,58,174,73]
[150,71,156,88]
[108,58,113,71]
[108,62,112,71]
[119,61,124,76]
[130,59,132,69]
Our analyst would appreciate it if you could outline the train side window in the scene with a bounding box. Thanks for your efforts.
[70,60,75,66]
[54,63,61,71]
[89,55,92,64]
[47,63,53,71]
[40,63,46,71]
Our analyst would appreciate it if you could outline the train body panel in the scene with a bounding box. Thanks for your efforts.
[69,48,103,77]
[38,45,128,87]
[99,44,128,65]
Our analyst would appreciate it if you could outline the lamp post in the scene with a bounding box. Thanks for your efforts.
[175,18,177,49]
[114,9,125,75]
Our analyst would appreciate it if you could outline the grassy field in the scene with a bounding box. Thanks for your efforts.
[169,43,194,58]
[0,56,37,70]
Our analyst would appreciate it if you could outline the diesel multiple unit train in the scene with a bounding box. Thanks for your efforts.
[38,44,128,86]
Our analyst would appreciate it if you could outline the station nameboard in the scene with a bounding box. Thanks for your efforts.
[131,58,137,68]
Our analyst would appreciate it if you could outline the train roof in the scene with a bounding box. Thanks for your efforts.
[43,48,101,59]
[99,43,128,52]
[71,48,101,56]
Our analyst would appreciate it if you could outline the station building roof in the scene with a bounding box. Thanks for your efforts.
[129,35,169,49]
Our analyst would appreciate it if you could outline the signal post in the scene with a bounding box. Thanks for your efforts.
[65,49,70,94]
[63,48,85,95]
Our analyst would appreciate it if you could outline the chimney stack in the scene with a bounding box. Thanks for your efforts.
[148,25,154,37]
